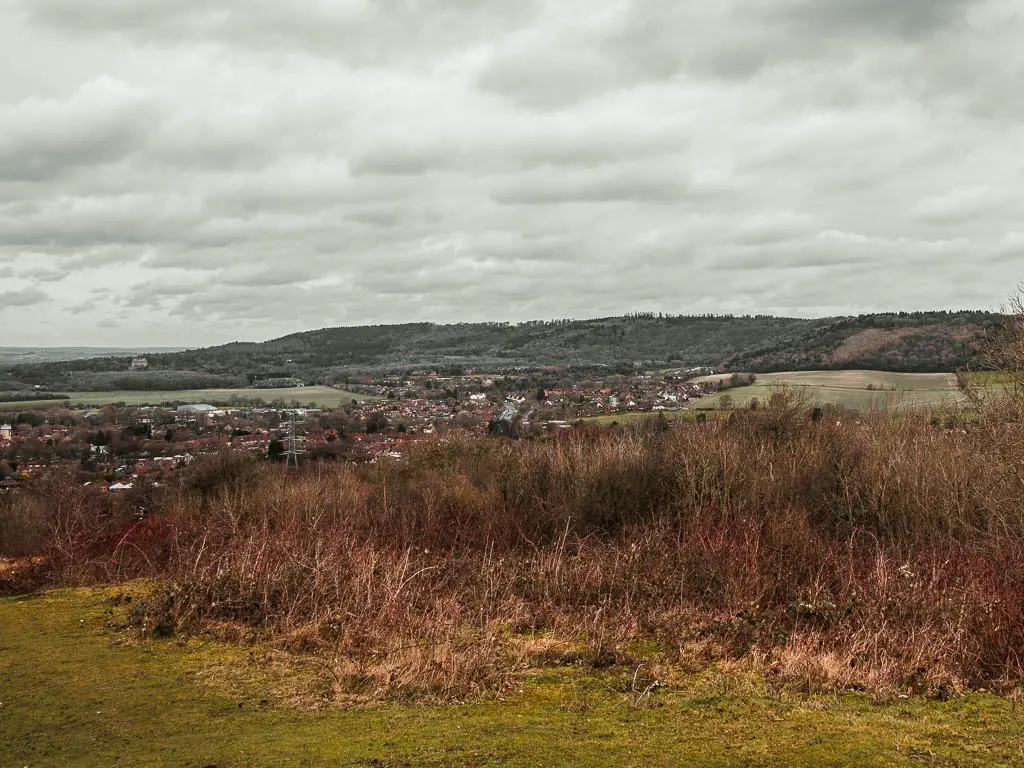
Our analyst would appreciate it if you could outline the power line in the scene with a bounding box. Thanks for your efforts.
[284,410,306,469]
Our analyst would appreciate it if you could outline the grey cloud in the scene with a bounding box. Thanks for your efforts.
[913,186,1002,225]
[351,125,686,178]
[599,3,793,83]
[19,0,213,34]
[515,130,681,169]
[0,77,157,181]
[12,266,68,283]
[478,45,624,109]
[733,212,816,246]
[1,0,1021,346]
[0,197,197,250]
[123,278,210,309]
[0,286,50,308]
[476,3,801,107]
[711,231,971,272]
[350,145,455,177]
[777,0,974,38]
[21,0,541,66]
[63,246,152,270]
[479,0,986,111]
[491,165,697,206]
[158,282,357,328]
[141,248,240,271]
[69,298,98,315]
[993,232,1024,263]
[220,265,323,288]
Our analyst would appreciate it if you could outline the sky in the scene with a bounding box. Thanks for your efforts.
[1,0,1023,348]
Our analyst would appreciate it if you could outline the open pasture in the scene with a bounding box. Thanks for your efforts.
[695,370,964,411]
[58,386,375,408]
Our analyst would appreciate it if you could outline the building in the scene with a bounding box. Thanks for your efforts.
[0,423,12,442]
[130,357,149,370]
[175,404,222,424]
[176,404,220,414]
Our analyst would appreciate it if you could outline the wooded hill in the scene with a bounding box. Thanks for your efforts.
[4,311,1003,388]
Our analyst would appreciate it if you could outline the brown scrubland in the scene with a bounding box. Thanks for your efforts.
[4,310,1024,706]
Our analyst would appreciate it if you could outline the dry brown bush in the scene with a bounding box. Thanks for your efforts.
[68,401,1023,700]
[6,301,1024,702]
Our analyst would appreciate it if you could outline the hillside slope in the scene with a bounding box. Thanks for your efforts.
[4,311,1003,386]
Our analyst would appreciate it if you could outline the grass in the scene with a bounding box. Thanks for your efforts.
[56,386,377,408]
[3,586,1024,767]
[695,371,965,411]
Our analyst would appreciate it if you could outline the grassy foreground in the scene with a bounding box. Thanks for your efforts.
[3,588,1023,767]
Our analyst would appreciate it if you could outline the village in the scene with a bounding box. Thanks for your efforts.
[0,366,723,495]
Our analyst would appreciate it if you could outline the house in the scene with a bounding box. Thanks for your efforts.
[498,405,519,422]
[130,357,149,370]
[0,424,11,442]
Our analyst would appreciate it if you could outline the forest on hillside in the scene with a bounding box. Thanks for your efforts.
[2,311,1003,390]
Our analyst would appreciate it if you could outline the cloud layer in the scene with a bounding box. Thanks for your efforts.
[1,0,1022,346]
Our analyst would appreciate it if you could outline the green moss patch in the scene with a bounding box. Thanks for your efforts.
[2,588,1023,767]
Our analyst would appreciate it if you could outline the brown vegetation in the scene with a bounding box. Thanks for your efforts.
[3,394,1024,703]
[4,304,1024,704]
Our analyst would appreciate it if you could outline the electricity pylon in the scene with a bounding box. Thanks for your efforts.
[283,410,306,469]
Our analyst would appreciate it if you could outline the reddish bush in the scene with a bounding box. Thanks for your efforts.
[8,399,1024,699]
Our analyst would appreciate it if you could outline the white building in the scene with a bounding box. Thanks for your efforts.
[176,404,220,414]
[0,423,12,442]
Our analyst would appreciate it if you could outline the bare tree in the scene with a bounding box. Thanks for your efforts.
[986,288,1024,384]
[961,284,1024,420]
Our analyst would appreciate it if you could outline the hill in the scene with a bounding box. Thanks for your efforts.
[0,347,187,367]
[2,311,1003,388]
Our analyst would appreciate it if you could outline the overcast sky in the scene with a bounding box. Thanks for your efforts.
[1,0,1023,347]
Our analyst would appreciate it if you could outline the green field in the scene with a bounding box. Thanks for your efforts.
[695,371,965,412]
[2,586,1023,767]
[56,386,376,408]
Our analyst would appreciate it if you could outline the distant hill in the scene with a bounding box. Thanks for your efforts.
[1,312,1004,388]
[0,347,187,366]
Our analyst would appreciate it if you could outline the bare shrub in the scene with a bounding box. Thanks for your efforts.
[11,314,1024,701]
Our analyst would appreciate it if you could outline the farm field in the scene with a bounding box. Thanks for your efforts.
[694,371,965,411]
[3,586,1023,767]
[57,386,376,408]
